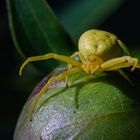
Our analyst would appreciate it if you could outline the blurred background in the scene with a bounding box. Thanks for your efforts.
[0,0,140,139]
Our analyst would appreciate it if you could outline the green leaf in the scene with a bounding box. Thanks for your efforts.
[56,0,125,41]
[14,68,140,140]
[7,0,75,74]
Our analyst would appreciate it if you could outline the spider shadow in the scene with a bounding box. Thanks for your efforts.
[38,72,140,113]
[73,72,140,109]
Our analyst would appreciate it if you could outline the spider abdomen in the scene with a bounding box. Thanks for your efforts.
[78,29,124,60]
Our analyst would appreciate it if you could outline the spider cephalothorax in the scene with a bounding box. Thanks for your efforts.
[19,29,140,120]
[81,55,104,74]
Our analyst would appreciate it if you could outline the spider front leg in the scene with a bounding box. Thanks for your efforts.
[100,56,140,83]
[101,56,140,71]
[19,53,82,76]
[30,67,80,121]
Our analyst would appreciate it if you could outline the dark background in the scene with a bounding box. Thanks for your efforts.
[0,0,140,139]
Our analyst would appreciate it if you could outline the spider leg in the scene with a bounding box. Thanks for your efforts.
[117,40,130,55]
[19,53,82,75]
[117,69,132,85]
[135,63,140,68]
[118,40,140,68]
[65,52,85,86]
[100,56,139,71]
[99,56,140,83]
[30,67,80,121]
[67,52,85,70]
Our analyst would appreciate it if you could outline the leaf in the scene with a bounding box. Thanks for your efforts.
[55,0,125,41]
[14,68,140,140]
[7,0,76,74]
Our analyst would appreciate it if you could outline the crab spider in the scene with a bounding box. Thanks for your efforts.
[19,29,140,120]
